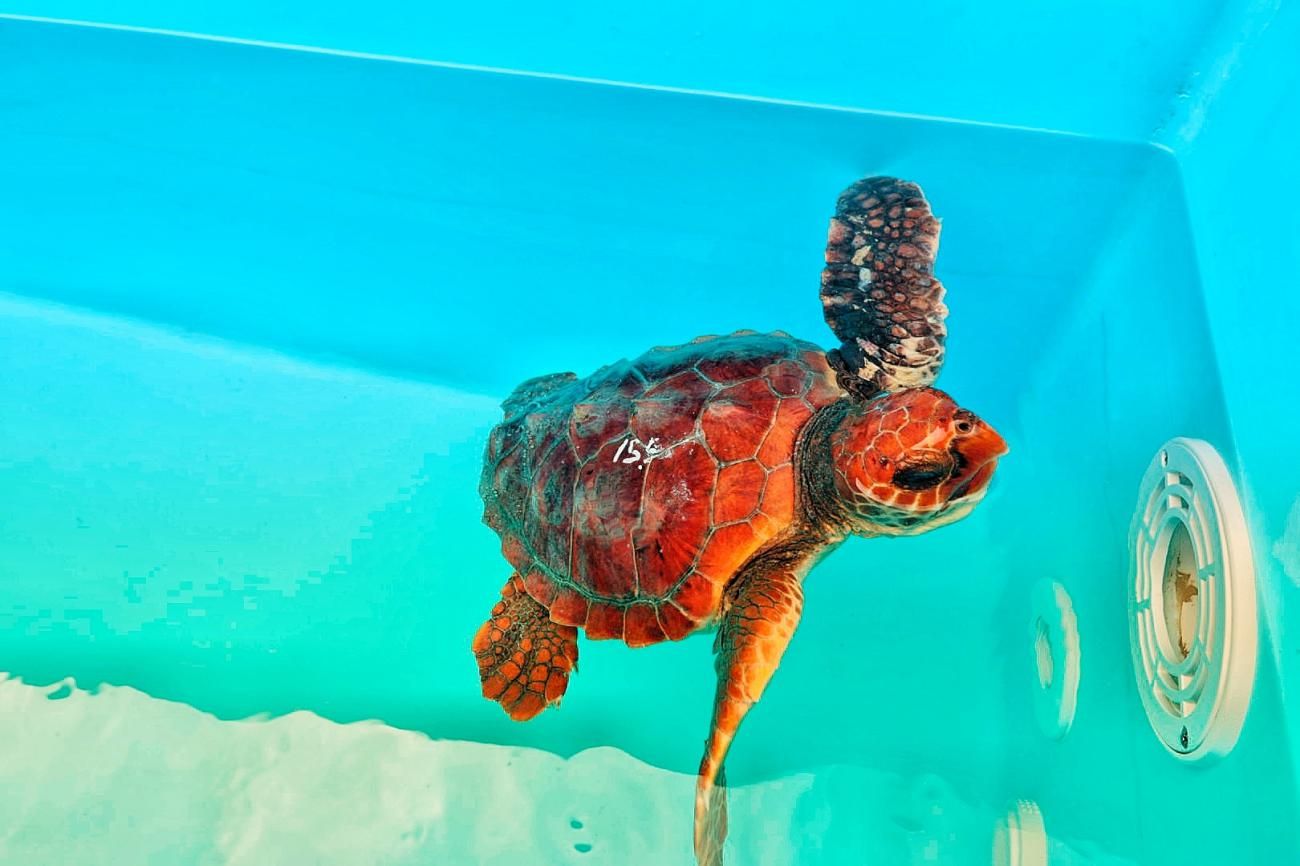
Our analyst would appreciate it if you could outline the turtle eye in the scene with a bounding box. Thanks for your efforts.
[953,412,976,435]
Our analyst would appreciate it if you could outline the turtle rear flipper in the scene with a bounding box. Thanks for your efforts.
[472,574,579,721]
[821,176,948,400]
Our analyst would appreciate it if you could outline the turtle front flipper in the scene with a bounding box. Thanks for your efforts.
[821,176,948,400]
[472,574,579,721]
[694,556,807,866]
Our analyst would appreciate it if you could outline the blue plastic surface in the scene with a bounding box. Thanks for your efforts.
[0,2,1229,141]
[2,4,1298,864]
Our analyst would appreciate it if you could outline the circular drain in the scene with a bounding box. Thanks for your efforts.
[992,800,1046,866]
[1129,438,1257,761]
[1030,580,1080,740]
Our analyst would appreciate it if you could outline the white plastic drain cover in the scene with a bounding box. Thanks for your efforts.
[992,800,1046,866]
[1030,580,1080,740]
[1128,438,1257,761]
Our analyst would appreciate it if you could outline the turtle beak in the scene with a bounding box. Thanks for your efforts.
[954,422,1009,470]
[943,425,1005,504]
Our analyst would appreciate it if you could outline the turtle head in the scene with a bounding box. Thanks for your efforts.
[828,387,1006,536]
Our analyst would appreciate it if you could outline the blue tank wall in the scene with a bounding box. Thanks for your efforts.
[0,17,1148,399]
[1157,0,1300,828]
[2,4,1298,862]
[994,156,1299,861]
[2,2,1224,142]
[0,14,1166,793]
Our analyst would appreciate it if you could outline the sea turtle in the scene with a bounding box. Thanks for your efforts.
[472,176,1007,865]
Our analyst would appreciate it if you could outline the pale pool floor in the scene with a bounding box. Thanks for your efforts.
[0,673,1014,866]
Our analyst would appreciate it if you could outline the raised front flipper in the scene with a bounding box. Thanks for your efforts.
[821,176,948,400]
[694,557,806,866]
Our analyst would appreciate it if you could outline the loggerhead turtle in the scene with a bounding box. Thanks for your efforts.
[472,176,1007,865]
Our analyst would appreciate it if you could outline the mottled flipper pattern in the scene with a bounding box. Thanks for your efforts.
[694,561,805,866]
[821,176,948,399]
[472,574,579,720]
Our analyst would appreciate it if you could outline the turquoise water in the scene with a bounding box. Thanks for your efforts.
[2,13,1298,866]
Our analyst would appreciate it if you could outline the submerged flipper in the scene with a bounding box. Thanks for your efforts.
[694,556,806,866]
[821,176,948,400]
[472,574,579,721]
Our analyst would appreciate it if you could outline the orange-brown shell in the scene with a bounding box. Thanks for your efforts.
[481,331,842,647]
